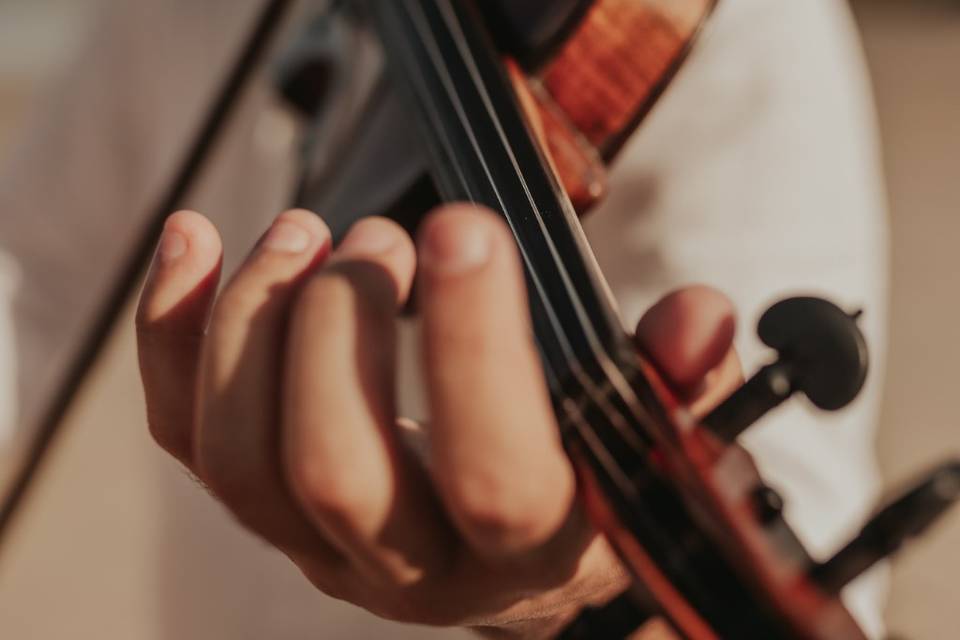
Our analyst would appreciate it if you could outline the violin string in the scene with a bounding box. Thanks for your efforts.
[399,8,826,631]
[402,2,584,389]
[385,7,759,628]
[433,0,659,446]
[389,37,477,207]
[403,0,643,458]
[395,0,641,491]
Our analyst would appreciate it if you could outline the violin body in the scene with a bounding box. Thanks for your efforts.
[277,1,960,637]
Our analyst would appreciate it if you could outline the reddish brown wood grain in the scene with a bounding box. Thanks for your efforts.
[542,0,717,157]
[517,0,717,213]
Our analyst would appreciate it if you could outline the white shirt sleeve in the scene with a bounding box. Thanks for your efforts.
[583,0,889,636]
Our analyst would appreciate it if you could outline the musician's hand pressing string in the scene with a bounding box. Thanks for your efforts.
[136,204,741,639]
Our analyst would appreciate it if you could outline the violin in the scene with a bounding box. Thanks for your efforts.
[269,0,960,637]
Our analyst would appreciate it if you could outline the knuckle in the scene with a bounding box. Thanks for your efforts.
[285,456,377,530]
[448,470,553,550]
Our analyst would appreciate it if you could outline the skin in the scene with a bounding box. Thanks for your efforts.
[136,204,741,639]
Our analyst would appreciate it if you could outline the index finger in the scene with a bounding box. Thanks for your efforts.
[417,205,577,558]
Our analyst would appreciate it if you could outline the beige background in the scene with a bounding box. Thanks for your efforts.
[0,1,958,638]
[852,2,960,637]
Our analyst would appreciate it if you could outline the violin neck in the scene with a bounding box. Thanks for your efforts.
[367,0,649,422]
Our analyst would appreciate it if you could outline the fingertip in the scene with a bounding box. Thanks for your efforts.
[165,209,217,236]
[417,203,516,279]
[278,208,328,226]
[138,211,223,331]
[419,203,511,239]
[275,208,332,244]
[162,210,222,266]
[635,285,736,393]
[662,285,735,323]
[332,216,416,305]
[443,454,576,556]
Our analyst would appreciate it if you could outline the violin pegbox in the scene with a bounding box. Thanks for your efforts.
[702,296,960,606]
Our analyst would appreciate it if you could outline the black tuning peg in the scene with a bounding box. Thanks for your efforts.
[702,297,868,443]
[810,460,960,594]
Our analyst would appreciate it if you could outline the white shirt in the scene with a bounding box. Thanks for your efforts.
[586,0,890,635]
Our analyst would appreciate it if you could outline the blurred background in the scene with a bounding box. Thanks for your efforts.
[0,1,99,148]
[0,0,957,638]
[850,1,960,636]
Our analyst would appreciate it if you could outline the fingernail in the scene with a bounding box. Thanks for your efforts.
[158,228,187,265]
[262,219,311,253]
[420,219,491,275]
[336,218,399,257]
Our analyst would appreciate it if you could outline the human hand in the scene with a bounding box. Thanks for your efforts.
[136,205,740,639]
